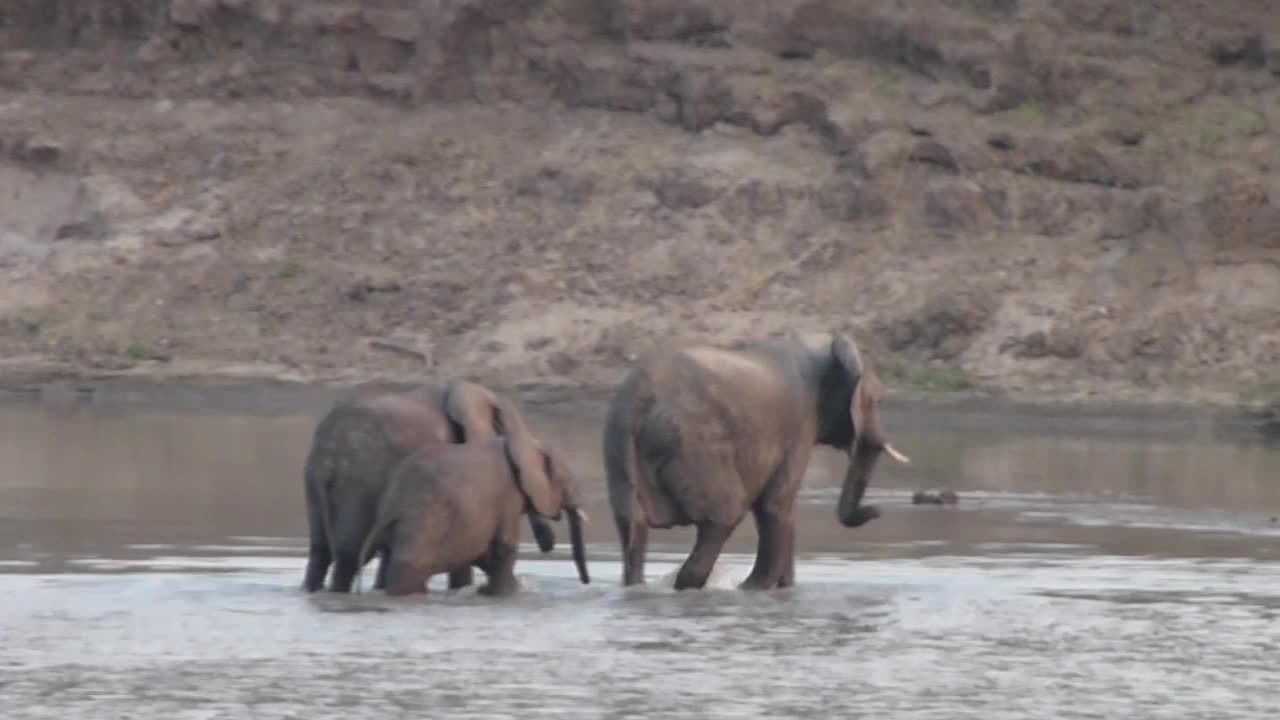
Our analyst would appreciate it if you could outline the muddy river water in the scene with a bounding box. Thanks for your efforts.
[2,386,1279,718]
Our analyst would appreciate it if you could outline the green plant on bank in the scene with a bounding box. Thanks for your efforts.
[1236,109,1269,137]
[873,66,905,98]
[1199,124,1227,147]
[880,360,976,392]
[1254,379,1280,405]
[1196,109,1268,149]
[277,260,302,280]
[1015,100,1044,123]
[125,343,152,362]
[0,313,47,336]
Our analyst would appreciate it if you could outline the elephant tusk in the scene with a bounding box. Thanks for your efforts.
[571,508,589,525]
[883,443,911,464]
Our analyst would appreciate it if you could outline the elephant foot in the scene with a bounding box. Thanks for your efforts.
[673,523,733,591]
[478,578,519,597]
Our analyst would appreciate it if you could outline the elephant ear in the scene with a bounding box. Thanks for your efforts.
[503,431,561,520]
[832,333,910,464]
[850,372,877,452]
[831,332,865,440]
[442,380,502,442]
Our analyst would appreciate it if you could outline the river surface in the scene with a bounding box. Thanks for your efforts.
[2,387,1279,719]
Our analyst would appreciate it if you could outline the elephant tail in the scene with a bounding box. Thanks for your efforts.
[305,447,339,566]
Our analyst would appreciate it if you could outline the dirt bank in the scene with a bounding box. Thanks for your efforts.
[1,0,1278,413]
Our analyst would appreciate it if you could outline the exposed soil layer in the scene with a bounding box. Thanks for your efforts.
[1,0,1278,413]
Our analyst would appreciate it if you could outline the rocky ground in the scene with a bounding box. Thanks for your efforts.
[1,0,1278,413]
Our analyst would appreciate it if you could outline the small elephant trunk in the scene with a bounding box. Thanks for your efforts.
[566,501,591,585]
[836,443,882,528]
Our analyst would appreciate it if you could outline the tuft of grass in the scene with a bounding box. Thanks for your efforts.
[1199,124,1227,147]
[125,344,151,362]
[1015,99,1044,123]
[1236,109,1269,137]
[0,314,46,337]
[87,310,109,322]
[277,261,302,280]
[1255,379,1280,404]
[872,66,905,98]
[881,361,975,392]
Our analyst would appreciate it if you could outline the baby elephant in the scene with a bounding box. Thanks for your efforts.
[355,419,590,597]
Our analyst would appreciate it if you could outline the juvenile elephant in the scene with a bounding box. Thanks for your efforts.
[603,331,911,591]
[301,380,557,593]
[355,400,591,596]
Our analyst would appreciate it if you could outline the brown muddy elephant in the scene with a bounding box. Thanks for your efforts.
[355,401,590,596]
[603,331,911,591]
[301,380,557,593]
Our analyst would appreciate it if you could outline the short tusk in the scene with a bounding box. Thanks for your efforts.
[883,443,911,464]
[572,508,589,525]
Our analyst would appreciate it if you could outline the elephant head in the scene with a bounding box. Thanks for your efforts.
[501,416,591,585]
[442,380,506,443]
[443,380,558,553]
[825,333,911,528]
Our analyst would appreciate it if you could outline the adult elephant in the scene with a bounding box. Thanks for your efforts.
[602,331,911,591]
[302,380,557,593]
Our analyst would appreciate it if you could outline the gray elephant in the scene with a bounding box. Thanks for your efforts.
[302,380,557,593]
[355,400,590,596]
[603,331,911,591]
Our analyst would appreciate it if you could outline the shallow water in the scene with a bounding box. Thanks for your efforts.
[2,393,1280,718]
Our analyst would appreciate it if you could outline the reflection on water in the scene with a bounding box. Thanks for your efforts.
[2,395,1280,719]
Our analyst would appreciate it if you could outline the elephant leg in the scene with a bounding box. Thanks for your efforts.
[327,503,376,593]
[329,551,361,593]
[673,522,734,591]
[478,541,519,597]
[383,559,432,597]
[739,505,788,591]
[447,565,475,590]
[742,447,807,591]
[775,521,798,589]
[373,546,391,591]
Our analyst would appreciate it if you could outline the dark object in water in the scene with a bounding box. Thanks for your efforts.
[1249,402,1280,443]
[912,489,958,506]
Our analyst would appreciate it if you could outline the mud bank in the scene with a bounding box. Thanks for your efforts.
[0,375,1270,446]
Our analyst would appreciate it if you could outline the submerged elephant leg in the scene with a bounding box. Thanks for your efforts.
[774,520,798,589]
[740,505,784,591]
[674,522,734,591]
[329,551,362,593]
[383,559,432,596]
[447,565,475,590]
[373,546,391,590]
[328,501,379,592]
[302,543,332,593]
[478,541,519,597]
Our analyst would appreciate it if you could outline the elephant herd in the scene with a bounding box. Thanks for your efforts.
[300,330,911,596]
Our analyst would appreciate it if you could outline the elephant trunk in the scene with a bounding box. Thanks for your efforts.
[529,513,557,553]
[566,503,591,585]
[836,443,882,528]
